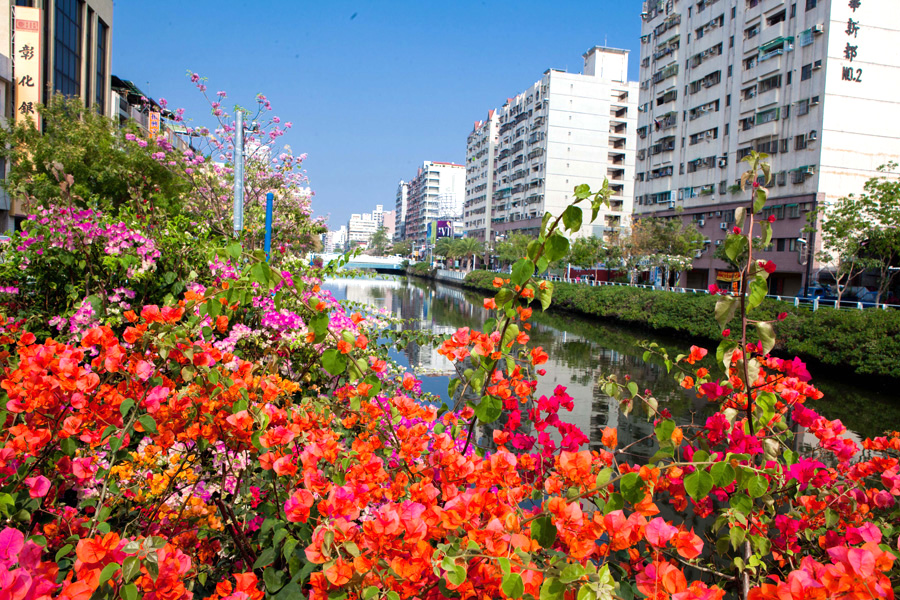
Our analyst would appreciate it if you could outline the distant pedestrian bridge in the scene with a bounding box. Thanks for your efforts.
[312,253,406,273]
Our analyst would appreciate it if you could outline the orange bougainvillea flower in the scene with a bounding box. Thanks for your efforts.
[685,345,708,365]
[601,427,618,450]
[492,277,504,288]
[681,376,694,389]
[483,298,497,310]
[336,340,352,354]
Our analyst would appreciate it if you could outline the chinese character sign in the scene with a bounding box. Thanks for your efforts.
[149,111,160,136]
[13,7,42,127]
[841,1,862,84]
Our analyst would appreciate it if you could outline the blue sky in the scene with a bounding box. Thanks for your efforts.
[113,1,641,229]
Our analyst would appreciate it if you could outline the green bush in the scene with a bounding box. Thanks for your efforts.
[407,262,435,277]
[463,270,900,379]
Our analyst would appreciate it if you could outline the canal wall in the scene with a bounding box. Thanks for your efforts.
[410,268,900,381]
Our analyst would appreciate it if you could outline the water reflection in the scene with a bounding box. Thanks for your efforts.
[326,277,899,449]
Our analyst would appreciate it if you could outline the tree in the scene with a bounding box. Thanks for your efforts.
[392,240,412,257]
[566,236,605,269]
[433,236,456,268]
[0,95,189,220]
[494,233,531,268]
[369,226,390,256]
[856,163,900,303]
[453,237,483,271]
[813,194,874,304]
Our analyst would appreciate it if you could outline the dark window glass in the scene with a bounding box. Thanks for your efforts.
[85,10,92,106]
[53,0,83,97]
[95,20,107,112]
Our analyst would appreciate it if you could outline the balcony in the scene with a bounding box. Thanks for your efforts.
[759,22,785,49]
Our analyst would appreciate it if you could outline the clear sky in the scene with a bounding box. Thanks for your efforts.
[112,1,641,229]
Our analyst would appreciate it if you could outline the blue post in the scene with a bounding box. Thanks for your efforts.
[264,192,274,261]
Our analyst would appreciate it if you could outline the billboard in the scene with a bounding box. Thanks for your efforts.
[428,220,454,243]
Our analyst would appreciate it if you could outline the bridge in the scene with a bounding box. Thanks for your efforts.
[312,253,406,273]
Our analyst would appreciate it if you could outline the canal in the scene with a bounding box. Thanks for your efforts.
[325,276,899,456]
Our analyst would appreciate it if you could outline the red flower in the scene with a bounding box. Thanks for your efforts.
[768,214,776,223]
[732,226,742,235]
[483,298,497,310]
[777,312,788,321]
[762,260,777,274]
[722,328,731,337]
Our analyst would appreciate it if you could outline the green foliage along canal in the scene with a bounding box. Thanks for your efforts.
[324,276,899,456]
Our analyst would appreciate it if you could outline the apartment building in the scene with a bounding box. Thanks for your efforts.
[394,181,408,242]
[464,46,639,244]
[1,0,114,230]
[402,161,465,250]
[635,0,900,294]
[347,210,381,248]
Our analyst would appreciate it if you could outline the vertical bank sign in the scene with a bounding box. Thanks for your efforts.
[13,7,42,127]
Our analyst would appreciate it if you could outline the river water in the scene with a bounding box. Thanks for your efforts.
[324,276,898,456]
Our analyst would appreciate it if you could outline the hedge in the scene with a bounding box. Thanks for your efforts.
[461,270,900,380]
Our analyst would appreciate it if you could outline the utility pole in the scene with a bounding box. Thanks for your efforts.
[233,111,244,235]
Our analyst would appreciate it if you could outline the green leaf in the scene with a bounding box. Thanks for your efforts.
[729,492,752,517]
[654,419,675,442]
[684,470,714,501]
[747,277,768,312]
[122,556,140,583]
[120,584,138,600]
[573,183,592,200]
[754,187,767,213]
[603,493,624,514]
[545,234,570,263]
[60,437,77,456]
[724,233,747,262]
[264,567,286,593]
[538,281,554,312]
[526,240,541,261]
[530,515,557,548]
[253,547,276,569]
[119,398,135,418]
[714,295,738,331]
[510,259,535,287]
[620,472,645,505]
[540,577,565,600]
[730,526,747,550]
[559,563,585,584]
[99,562,120,586]
[756,321,775,355]
[322,349,348,376]
[746,475,768,499]
[760,220,773,247]
[710,462,736,488]
[474,395,502,424]
[825,507,839,528]
[226,242,242,260]
[502,572,525,598]
[595,468,612,488]
[627,381,639,397]
[562,205,583,232]
[735,206,746,226]
[447,564,467,586]
[138,415,157,434]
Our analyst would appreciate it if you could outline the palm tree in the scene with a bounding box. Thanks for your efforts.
[433,237,455,268]
[453,237,483,271]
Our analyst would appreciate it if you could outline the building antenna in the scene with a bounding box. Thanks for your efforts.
[605,35,608,46]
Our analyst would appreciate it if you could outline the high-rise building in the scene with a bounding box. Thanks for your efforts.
[395,181,408,241]
[403,161,465,250]
[464,46,639,244]
[347,211,380,248]
[1,0,114,230]
[635,0,900,294]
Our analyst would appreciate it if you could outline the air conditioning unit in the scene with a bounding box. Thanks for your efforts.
[715,240,723,245]
[810,96,820,105]
[804,165,816,175]
[698,219,706,227]
[808,130,818,141]
[715,211,722,217]
[812,24,823,34]
[694,250,703,258]
[668,201,676,208]
[718,157,728,168]
[813,60,823,70]
[719,222,729,230]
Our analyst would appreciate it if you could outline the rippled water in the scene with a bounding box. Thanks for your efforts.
[324,276,899,454]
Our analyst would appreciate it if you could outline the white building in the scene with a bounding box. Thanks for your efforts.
[347,212,379,248]
[395,181,408,241]
[402,161,465,250]
[464,46,639,244]
[323,225,347,253]
[635,0,900,294]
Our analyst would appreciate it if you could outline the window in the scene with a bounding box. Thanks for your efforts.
[767,10,786,26]
[759,74,782,93]
[726,94,731,106]
[730,35,734,48]
[806,0,817,9]
[54,0,84,97]
[742,85,757,100]
[727,65,733,77]
[744,56,758,70]
[777,238,786,251]
[740,116,755,131]
[745,24,760,39]
[798,28,814,46]
[95,20,107,113]
[787,71,792,85]
[788,204,801,218]
[795,134,808,150]
[790,3,796,17]
[780,138,789,153]
[732,7,736,17]
[801,64,812,80]
[797,98,810,115]
[756,107,780,124]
